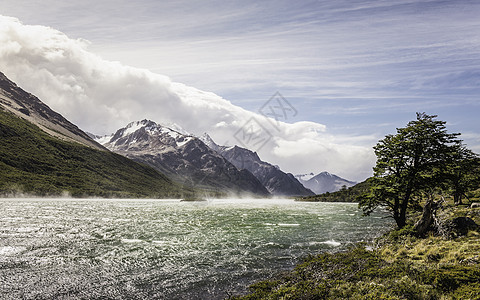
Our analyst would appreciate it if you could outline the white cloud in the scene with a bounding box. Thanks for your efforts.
[1,15,376,181]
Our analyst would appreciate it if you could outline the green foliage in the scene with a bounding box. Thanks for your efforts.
[359,113,478,229]
[422,265,480,292]
[386,224,416,241]
[296,179,372,202]
[0,109,184,198]
[446,146,480,205]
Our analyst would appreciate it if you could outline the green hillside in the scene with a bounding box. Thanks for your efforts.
[295,179,372,202]
[0,109,184,198]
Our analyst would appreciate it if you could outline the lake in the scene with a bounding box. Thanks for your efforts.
[0,198,392,299]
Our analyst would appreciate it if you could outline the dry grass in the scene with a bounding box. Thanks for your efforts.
[381,233,480,266]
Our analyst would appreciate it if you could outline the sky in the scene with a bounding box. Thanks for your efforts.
[1,0,479,182]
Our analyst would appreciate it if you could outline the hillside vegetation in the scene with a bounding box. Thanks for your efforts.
[295,179,372,202]
[0,109,185,198]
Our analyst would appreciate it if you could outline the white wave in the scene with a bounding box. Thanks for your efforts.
[121,238,144,243]
[0,246,26,256]
[321,240,341,247]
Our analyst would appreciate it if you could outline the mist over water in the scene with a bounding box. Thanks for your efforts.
[0,198,392,299]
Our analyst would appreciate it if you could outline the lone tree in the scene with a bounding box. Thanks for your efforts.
[359,113,471,229]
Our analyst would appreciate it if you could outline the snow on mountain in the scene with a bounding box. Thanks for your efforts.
[160,122,191,136]
[295,172,316,182]
[102,120,195,150]
[92,134,114,145]
[296,171,357,195]
[199,133,224,153]
[96,120,269,196]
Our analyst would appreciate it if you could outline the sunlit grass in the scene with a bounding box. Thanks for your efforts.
[381,232,480,265]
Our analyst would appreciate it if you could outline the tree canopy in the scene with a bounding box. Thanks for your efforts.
[359,113,479,229]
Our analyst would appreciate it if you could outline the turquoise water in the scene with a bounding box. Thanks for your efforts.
[0,198,392,299]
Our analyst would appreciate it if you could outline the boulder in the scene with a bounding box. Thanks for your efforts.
[444,217,479,237]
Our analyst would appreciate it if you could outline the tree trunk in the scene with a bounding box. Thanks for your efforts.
[414,198,440,237]
[455,196,462,206]
[398,185,413,228]
[454,191,462,206]
[393,196,401,228]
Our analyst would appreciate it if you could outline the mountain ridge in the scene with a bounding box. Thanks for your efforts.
[200,133,314,197]
[97,120,270,197]
[0,71,104,150]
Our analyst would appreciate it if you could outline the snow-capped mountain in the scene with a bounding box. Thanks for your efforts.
[296,172,357,195]
[96,120,270,196]
[200,134,314,197]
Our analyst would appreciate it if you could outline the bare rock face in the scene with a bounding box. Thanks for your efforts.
[0,71,104,150]
[97,120,270,197]
[200,134,314,197]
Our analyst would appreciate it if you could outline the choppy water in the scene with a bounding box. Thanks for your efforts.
[0,198,392,299]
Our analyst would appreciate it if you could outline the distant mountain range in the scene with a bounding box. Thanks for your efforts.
[95,120,270,197]
[94,122,315,197]
[295,172,357,194]
[200,133,314,196]
[0,70,357,198]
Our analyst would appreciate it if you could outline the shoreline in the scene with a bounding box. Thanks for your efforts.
[230,203,480,299]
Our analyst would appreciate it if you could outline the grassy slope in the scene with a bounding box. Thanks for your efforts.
[0,109,184,198]
[233,204,480,300]
[295,179,372,202]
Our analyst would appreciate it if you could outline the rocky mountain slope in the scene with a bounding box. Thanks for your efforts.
[0,72,104,150]
[200,134,314,196]
[97,120,270,197]
[296,172,356,194]
[0,72,184,198]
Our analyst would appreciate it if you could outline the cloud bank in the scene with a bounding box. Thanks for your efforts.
[0,15,375,181]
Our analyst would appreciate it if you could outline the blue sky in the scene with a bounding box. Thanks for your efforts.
[1,0,480,179]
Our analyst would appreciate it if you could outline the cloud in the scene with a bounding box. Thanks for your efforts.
[0,15,376,181]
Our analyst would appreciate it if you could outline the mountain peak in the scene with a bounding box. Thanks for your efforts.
[104,118,197,151]
[124,119,157,134]
[200,132,216,145]
[218,144,314,196]
[200,132,213,142]
[319,171,333,177]
[199,132,224,153]
[296,171,356,194]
